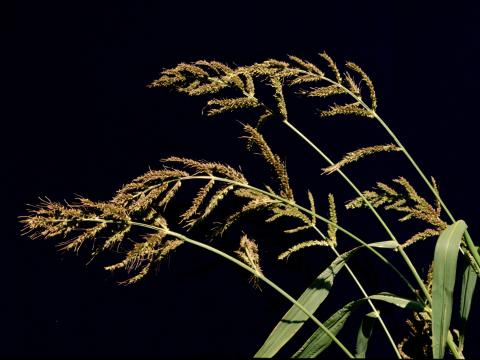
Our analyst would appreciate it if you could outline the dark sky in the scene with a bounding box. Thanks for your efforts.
[3,1,480,358]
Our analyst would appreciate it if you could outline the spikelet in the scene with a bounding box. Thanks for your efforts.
[205,97,259,116]
[243,124,293,200]
[114,236,183,286]
[242,72,255,96]
[319,52,342,82]
[282,191,317,234]
[181,179,215,222]
[300,85,346,98]
[102,224,132,250]
[113,169,188,206]
[265,205,310,225]
[129,183,169,213]
[148,60,246,96]
[322,144,402,174]
[400,228,440,249]
[216,195,275,236]
[345,62,377,111]
[392,177,446,229]
[346,177,447,247]
[235,235,262,287]
[344,72,361,96]
[307,190,317,227]
[319,103,373,118]
[244,59,291,77]
[327,194,338,246]
[268,76,289,121]
[278,240,330,260]
[195,60,245,90]
[57,222,108,253]
[288,55,324,76]
[77,198,131,221]
[118,264,152,286]
[185,185,235,228]
[431,177,442,216]
[289,74,324,86]
[163,156,247,184]
[158,181,182,209]
[247,110,274,146]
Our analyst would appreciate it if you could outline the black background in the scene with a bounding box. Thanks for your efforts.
[3,1,480,358]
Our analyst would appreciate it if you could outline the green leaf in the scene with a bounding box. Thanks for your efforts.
[368,240,398,249]
[254,241,407,358]
[293,293,420,358]
[355,311,378,358]
[254,247,358,358]
[458,256,477,352]
[432,220,467,359]
[369,292,424,311]
[293,299,362,358]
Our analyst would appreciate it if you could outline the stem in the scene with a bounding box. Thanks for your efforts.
[313,227,401,358]
[296,73,466,357]
[322,74,480,273]
[282,119,432,303]
[84,218,355,358]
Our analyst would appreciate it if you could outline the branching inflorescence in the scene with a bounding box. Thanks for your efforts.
[22,52,478,359]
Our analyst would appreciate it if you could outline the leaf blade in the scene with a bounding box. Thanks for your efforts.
[254,247,358,358]
[458,257,477,352]
[355,311,378,358]
[292,293,420,358]
[293,299,362,358]
[431,220,467,358]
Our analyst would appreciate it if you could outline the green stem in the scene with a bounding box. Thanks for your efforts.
[313,227,401,358]
[282,119,432,303]
[322,74,480,274]
[83,218,355,358]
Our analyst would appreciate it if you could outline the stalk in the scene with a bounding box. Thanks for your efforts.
[282,120,465,358]
[282,120,431,302]
[81,218,355,358]
[313,227,401,358]
[320,74,480,273]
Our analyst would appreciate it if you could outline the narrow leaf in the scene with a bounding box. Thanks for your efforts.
[432,220,467,358]
[293,293,418,358]
[293,299,362,358]
[369,292,424,311]
[355,311,378,358]
[369,240,398,249]
[254,247,358,358]
[458,257,477,351]
[255,241,406,358]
